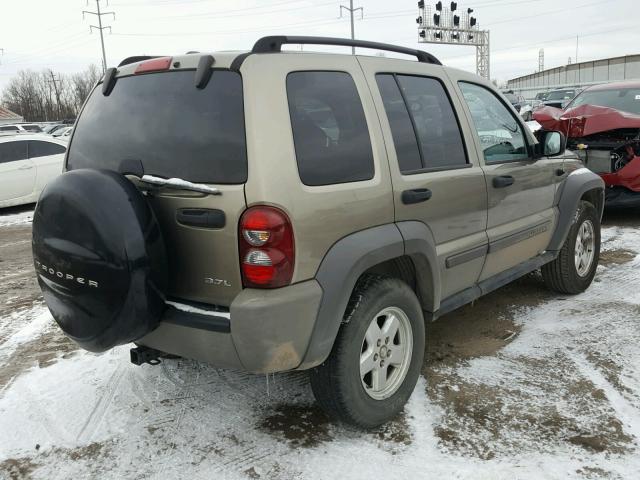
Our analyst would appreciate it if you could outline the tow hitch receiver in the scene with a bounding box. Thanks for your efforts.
[130,346,163,366]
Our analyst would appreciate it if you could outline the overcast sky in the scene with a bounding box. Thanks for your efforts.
[0,0,638,94]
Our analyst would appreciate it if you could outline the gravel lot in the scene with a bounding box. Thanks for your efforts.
[1,204,639,480]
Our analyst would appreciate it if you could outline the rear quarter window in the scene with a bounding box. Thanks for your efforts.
[286,71,374,186]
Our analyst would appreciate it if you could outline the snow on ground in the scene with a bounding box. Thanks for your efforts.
[1,221,639,479]
[0,207,34,227]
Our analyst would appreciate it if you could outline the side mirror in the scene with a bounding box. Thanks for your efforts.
[533,130,566,158]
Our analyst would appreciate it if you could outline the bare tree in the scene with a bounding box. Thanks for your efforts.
[1,64,100,122]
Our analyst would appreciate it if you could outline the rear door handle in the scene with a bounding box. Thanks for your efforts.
[492,175,514,188]
[18,165,33,170]
[401,188,432,205]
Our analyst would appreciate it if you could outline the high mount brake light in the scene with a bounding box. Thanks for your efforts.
[135,57,172,74]
[239,206,294,288]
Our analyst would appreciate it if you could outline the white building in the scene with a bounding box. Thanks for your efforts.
[507,54,640,98]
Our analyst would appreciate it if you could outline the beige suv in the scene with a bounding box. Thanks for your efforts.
[32,36,604,428]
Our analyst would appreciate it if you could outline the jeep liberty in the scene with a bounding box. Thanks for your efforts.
[31,36,604,428]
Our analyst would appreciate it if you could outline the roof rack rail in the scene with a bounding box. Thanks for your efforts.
[118,55,161,67]
[251,36,441,65]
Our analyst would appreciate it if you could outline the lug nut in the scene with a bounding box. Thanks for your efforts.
[377,339,381,347]
[374,353,378,361]
[387,349,391,357]
[380,360,385,367]
[385,337,389,344]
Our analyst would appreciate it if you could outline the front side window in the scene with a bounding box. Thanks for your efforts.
[0,141,28,163]
[377,74,467,173]
[459,82,529,164]
[0,126,19,132]
[29,140,66,159]
[287,71,374,186]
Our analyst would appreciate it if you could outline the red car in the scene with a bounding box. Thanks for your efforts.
[534,81,640,207]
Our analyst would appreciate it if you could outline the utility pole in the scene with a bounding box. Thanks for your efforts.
[0,48,4,65]
[83,0,115,73]
[575,35,579,64]
[46,70,62,121]
[340,0,363,54]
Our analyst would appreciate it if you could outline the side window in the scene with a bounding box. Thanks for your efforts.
[0,141,28,164]
[459,82,529,163]
[0,126,19,132]
[29,140,66,159]
[286,71,374,186]
[376,74,467,173]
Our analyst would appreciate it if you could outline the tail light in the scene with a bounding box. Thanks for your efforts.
[239,206,294,288]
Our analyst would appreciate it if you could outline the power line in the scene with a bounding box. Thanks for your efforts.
[83,0,115,73]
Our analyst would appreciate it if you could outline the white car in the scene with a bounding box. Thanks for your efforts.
[0,135,67,208]
[0,124,44,134]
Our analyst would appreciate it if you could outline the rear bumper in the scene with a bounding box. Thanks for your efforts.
[137,280,323,374]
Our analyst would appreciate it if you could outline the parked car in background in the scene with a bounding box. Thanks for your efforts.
[43,124,66,134]
[502,91,527,113]
[534,80,640,207]
[535,91,548,101]
[0,135,67,208]
[0,124,43,134]
[51,126,73,138]
[539,88,580,108]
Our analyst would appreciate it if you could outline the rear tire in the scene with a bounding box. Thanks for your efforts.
[542,200,600,294]
[310,275,425,428]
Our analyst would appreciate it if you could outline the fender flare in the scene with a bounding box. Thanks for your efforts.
[548,167,605,251]
[299,222,439,369]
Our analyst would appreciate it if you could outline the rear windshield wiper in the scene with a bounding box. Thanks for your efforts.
[138,175,221,195]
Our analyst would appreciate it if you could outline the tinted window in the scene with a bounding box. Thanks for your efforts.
[376,75,422,172]
[287,71,374,186]
[459,82,529,164]
[29,140,66,159]
[0,126,19,132]
[378,74,467,172]
[68,70,247,184]
[0,141,28,163]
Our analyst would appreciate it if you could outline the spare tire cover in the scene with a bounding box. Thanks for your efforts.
[32,169,168,352]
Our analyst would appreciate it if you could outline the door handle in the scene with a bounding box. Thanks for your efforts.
[18,165,33,170]
[401,188,432,205]
[492,175,514,188]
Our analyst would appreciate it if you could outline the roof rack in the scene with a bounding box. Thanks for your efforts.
[251,36,441,65]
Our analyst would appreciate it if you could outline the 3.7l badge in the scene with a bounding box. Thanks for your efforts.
[204,277,231,287]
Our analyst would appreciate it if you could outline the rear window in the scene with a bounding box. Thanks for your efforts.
[67,70,247,184]
[286,71,374,186]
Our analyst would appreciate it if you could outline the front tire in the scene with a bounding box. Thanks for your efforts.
[542,200,600,294]
[310,275,425,428]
